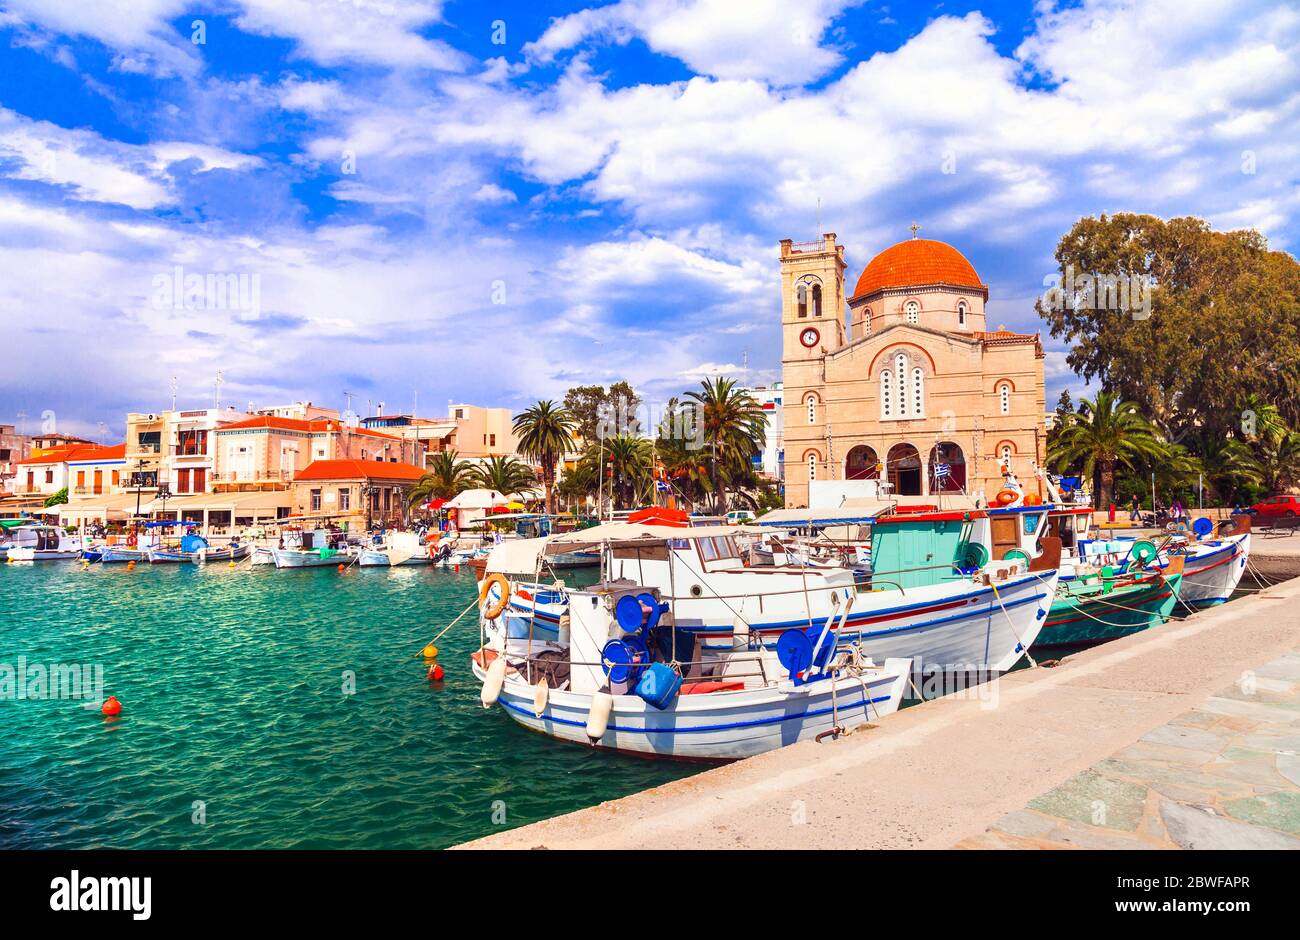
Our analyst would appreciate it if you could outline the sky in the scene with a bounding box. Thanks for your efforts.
[0,0,1297,441]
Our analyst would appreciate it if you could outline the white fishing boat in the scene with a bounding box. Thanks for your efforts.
[271,528,352,569]
[250,547,276,566]
[472,577,911,760]
[149,533,251,564]
[482,518,1058,676]
[1143,516,1251,609]
[358,531,432,567]
[4,524,83,561]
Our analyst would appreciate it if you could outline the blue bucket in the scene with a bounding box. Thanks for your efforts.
[634,662,681,710]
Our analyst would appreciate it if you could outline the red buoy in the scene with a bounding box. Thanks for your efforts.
[101,696,122,717]
[427,663,445,681]
[337,563,345,572]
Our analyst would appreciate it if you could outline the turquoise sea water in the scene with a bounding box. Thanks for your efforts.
[0,561,699,849]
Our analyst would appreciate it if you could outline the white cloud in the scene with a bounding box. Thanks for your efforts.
[527,0,865,86]
[233,0,466,70]
[472,183,517,204]
[0,108,261,209]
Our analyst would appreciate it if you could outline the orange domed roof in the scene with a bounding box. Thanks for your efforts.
[851,238,984,299]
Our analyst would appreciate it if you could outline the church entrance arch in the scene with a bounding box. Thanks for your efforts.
[886,443,923,496]
[845,445,879,480]
[927,442,966,493]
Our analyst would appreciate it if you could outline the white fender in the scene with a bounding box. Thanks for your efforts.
[480,656,508,708]
[557,614,571,646]
[533,676,549,717]
[585,691,614,741]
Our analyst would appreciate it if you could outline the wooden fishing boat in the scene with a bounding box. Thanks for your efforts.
[1036,557,1184,648]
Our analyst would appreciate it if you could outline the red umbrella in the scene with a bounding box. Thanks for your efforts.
[424,498,449,510]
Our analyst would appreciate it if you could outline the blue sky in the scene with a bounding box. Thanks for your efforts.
[0,0,1297,439]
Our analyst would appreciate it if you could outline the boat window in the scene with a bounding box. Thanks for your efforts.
[699,538,720,562]
[668,538,690,550]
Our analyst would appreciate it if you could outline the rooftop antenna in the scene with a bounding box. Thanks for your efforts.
[16,410,26,435]
[343,390,355,414]
[214,370,224,411]
[169,375,178,411]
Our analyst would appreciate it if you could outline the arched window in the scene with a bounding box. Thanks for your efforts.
[1000,444,1013,467]
[880,368,892,419]
[998,382,1010,415]
[912,367,925,418]
[808,453,818,482]
[811,283,822,318]
[904,300,919,324]
[805,393,817,425]
[957,301,967,327]
[862,308,872,335]
[895,352,908,417]
[796,283,807,318]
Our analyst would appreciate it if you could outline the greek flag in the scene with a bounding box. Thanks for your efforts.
[934,462,951,479]
[656,480,670,492]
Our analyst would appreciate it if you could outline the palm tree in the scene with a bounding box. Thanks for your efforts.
[576,434,654,510]
[1195,434,1262,505]
[684,377,766,513]
[469,455,539,499]
[1049,390,1168,509]
[513,400,577,515]
[1251,429,1300,496]
[406,450,474,508]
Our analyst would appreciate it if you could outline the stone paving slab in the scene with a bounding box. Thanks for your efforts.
[958,648,1300,849]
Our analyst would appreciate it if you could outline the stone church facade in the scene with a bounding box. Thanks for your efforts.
[780,231,1046,508]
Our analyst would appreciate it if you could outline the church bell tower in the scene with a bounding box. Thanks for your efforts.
[779,233,846,507]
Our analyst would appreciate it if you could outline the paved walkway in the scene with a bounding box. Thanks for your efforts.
[460,574,1300,850]
[957,649,1300,848]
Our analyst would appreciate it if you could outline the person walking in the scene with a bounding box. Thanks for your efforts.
[1129,493,1142,523]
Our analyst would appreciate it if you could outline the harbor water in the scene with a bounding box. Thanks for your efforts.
[0,562,699,849]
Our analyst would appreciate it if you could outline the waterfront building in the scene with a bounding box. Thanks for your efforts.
[28,432,96,453]
[252,401,339,421]
[212,416,426,492]
[780,231,1046,507]
[362,404,520,464]
[741,384,784,480]
[290,459,428,529]
[0,423,31,495]
[13,442,123,497]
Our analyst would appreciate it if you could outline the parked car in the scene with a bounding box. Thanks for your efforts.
[725,509,756,525]
[1249,494,1300,518]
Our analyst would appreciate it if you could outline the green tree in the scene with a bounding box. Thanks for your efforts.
[1049,391,1168,509]
[1036,213,1300,446]
[684,377,766,513]
[513,400,577,515]
[406,450,474,507]
[43,487,68,508]
[469,456,538,498]
[563,381,641,443]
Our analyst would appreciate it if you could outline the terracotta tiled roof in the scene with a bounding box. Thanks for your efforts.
[294,459,427,483]
[17,443,124,466]
[852,238,985,299]
[217,415,316,433]
[216,416,405,441]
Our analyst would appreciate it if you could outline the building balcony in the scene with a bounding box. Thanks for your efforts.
[128,443,161,455]
[211,470,293,484]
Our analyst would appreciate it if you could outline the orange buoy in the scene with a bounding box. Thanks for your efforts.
[427,663,445,681]
[101,696,122,717]
[126,561,136,571]
[337,563,345,572]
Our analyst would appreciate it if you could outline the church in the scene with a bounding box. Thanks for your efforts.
[780,229,1046,508]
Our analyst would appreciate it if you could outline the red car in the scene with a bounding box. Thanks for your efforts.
[1250,494,1300,518]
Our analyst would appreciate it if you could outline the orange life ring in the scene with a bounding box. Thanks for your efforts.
[994,489,1018,506]
[126,533,138,548]
[479,573,511,621]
